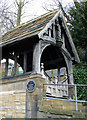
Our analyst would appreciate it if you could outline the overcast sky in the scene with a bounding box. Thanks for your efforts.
[1,0,74,23]
[21,0,74,23]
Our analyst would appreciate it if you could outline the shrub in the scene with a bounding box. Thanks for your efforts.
[73,68,87,101]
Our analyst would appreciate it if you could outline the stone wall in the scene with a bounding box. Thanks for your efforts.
[0,74,87,119]
[39,99,87,118]
[0,75,28,118]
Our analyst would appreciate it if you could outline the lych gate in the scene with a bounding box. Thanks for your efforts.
[0,10,80,97]
[0,10,83,118]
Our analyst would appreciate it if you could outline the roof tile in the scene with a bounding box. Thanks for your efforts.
[1,10,58,46]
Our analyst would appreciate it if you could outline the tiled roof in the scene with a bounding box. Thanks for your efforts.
[1,10,59,46]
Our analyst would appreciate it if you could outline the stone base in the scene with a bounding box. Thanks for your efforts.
[68,86,74,99]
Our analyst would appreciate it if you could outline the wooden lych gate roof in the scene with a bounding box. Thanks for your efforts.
[1,10,58,46]
[1,9,80,64]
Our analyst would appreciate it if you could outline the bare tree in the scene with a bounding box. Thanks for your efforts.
[42,0,75,23]
[0,0,34,35]
[14,0,32,26]
[0,0,16,34]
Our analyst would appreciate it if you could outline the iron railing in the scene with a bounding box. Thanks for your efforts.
[43,83,87,111]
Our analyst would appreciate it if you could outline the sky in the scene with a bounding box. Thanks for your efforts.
[1,0,74,24]
[21,0,74,23]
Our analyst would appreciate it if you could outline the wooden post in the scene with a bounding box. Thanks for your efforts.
[49,28,51,37]
[62,33,65,47]
[23,52,27,73]
[56,22,61,42]
[32,41,41,73]
[57,68,60,83]
[53,24,56,39]
[5,58,8,77]
[14,55,17,75]
[58,24,61,40]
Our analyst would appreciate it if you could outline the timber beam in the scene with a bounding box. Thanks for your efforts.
[60,46,72,61]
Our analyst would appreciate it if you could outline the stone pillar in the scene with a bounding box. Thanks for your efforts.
[68,85,74,99]
[5,58,8,77]
[32,42,41,74]
[26,73,46,118]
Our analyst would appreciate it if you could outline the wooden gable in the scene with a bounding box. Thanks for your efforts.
[38,10,80,64]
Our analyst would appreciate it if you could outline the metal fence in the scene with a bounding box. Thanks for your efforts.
[43,83,87,111]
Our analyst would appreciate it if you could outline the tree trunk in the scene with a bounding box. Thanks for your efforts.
[17,0,22,26]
